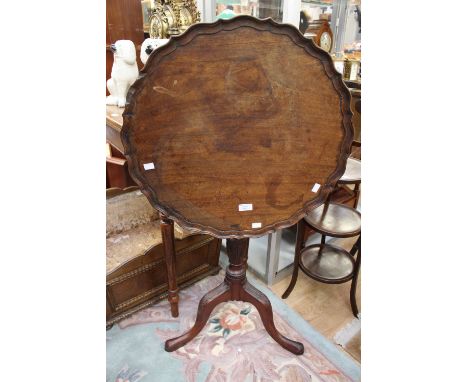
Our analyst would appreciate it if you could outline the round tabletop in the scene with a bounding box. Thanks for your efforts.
[122,16,354,238]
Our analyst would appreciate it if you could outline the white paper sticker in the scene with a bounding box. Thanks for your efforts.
[143,162,155,170]
[136,190,142,196]
[251,222,262,229]
[111,113,119,117]
[311,183,321,193]
[238,204,253,211]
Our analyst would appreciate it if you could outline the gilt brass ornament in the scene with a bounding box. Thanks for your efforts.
[148,0,201,38]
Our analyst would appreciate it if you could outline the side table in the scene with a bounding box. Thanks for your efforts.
[283,204,361,317]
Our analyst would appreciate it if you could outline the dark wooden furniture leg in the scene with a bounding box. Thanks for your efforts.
[242,281,304,353]
[165,281,230,351]
[160,214,179,318]
[350,236,361,317]
[350,235,360,257]
[165,238,304,355]
[318,233,326,255]
[353,183,361,209]
[282,219,306,299]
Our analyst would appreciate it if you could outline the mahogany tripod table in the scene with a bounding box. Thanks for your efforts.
[121,16,354,355]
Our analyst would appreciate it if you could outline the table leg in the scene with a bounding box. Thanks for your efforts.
[282,219,306,299]
[350,236,361,317]
[160,214,179,318]
[165,238,304,355]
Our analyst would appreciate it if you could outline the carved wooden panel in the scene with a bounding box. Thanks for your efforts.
[121,16,353,238]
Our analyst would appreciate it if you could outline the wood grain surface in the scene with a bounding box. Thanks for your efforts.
[121,16,353,238]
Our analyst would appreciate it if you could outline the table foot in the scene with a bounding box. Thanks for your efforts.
[168,291,179,318]
[243,281,304,355]
[165,281,230,352]
[165,238,304,355]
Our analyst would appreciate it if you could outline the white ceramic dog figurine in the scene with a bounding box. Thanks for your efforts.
[140,38,169,65]
[106,40,139,108]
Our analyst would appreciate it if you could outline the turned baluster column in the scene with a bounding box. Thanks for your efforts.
[225,238,249,300]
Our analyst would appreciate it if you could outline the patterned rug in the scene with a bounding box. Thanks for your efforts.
[107,272,360,382]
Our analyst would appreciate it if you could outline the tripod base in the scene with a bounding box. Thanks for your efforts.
[165,238,304,355]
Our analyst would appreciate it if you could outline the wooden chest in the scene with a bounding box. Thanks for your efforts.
[106,188,221,327]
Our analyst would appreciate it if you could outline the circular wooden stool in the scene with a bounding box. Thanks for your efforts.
[282,203,361,317]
